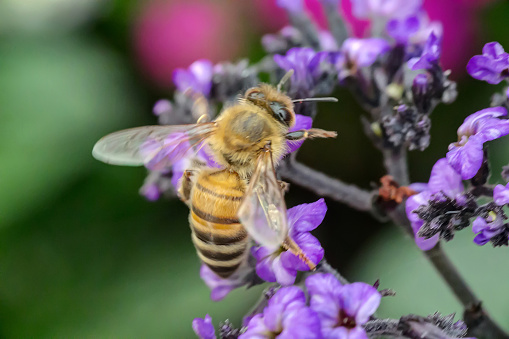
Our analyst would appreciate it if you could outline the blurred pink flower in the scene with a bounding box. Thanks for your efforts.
[133,0,244,88]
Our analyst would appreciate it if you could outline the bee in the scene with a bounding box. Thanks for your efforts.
[92,72,337,278]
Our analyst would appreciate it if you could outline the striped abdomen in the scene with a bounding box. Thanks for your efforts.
[189,169,248,278]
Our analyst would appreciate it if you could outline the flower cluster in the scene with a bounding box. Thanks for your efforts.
[127,0,509,337]
[193,273,381,339]
[406,42,509,249]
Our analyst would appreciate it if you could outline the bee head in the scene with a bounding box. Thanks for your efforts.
[244,84,295,128]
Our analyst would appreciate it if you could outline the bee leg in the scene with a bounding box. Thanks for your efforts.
[278,180,290,193]
[285,128,337,141]
[178,170,196,205]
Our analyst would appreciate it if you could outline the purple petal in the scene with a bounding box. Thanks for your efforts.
[427,158,463,196]
[306,274,342,328]
[173,60,213,96]
[288,198,327,233]
[268,286,306,309]
[457,106,507,137]
[291,232,324,271]
[406,192,440,251]
[273,254,298,285]
[306,273,343,297]
[408,182,428,193]
[279,306,323,339]
[342,38,390,68]
[286,114,313,153]
[152,99,172,116]
[338,283,381,325]
[473,233,491,246]
[140,183,160,201]
[239,314,269,339]
[199,264,242,301]
[494,183,509,206]
[475,117,509,143]
[446,135,485,180]
[192,314,216,339]
[472,216,488,234]
[386,15,420,43]
[252,247,277,283]
[483,41,507,59]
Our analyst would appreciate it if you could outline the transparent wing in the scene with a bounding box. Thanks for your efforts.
[92,122,216,166]
[238,146,288,250]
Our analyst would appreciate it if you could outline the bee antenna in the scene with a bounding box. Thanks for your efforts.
[277,70,294,92]
[292,97,339,103]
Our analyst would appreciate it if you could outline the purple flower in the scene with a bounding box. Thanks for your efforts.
[139,183,160,201]
[274,48,335,95]
[405,158,464,250]
[306,273,381,339]
[494,183,509,206]
[408,32,441,70]
[240,286,322,339]
[351,0,422,20]
[447,107,509,180]
[472,210,506,246]
[276,0,303,13]
[152,99,172,116]
[467,42,509,84]
[286,114,312,153]
[173,59,213,96]
[340,38,390,68]
[386,15,420,43]
[252,199,326,285]
[193,314,216,339]
[199,264,251,301]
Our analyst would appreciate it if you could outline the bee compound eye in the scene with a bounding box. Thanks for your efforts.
[278,107,293,126]
[269,101,293,126]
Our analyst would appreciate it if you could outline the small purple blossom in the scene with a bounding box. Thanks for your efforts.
[140,182,160,201]
[240,286,322,339]
[467,42,509,84]
[252,199,326,285]
[199,264,250,301]
[193,314,216,339]
[447,106,509,180]
[152,99,172,116]
[306,273,381,339]
[351,0,422,20]
[406,158,464,250]
[472,210,506,246]
[494,183,509,206]
[386,15,420,43]
[173,59,214,96]
[408,32,441,70]
[274,47,335,96]
[340,38,390,68]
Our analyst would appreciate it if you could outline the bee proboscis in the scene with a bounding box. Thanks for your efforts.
[93,73,337,278]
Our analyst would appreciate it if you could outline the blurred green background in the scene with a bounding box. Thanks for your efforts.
[1,0,508,337]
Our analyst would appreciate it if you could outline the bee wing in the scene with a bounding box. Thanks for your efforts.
[237,146,288,250]
[92,123,216,166]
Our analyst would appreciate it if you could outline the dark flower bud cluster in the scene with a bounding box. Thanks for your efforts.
[380,104,431,150]
[415,193,476,242]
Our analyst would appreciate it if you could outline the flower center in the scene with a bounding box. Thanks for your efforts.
[501,68,509,78]
[337,309,356,329]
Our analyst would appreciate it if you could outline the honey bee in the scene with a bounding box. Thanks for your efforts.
[93,72,337,278]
